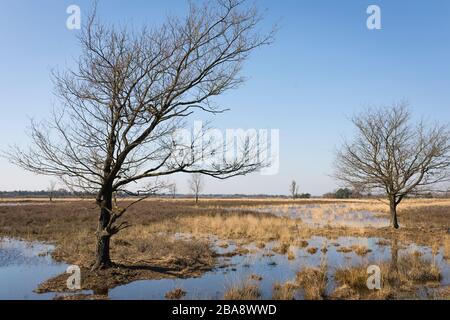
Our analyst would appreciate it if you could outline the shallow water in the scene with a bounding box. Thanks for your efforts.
[107,236,450,300]
[255,204,390,228]
[0,238,68,299]
[0,203,33,207]
[1,235,448,300]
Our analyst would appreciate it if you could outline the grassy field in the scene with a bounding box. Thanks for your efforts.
[0,198,449,299]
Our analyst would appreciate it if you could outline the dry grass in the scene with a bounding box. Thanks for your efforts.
[430,286,450,300]
[164,214,302,244]
[242,198,450,214]
[376,239,391,246]
[296,240,309,248]
[351,245,372,256]
[0,198,449,296]
[444,235,450,263]
[333,252,442,299]
[165,288,186,300]
[287,250,296,260]
[273,242,290,255]
[272,282,297,300]
[249,274,263,281]
[337,247,353,254]
[397,253,441,282]
[223,281,261,300]
[296,265,328,300]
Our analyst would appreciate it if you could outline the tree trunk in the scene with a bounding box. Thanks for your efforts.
[388,238,400,287]
[95,233,111,268]
[389,198,399,229]
[94,189,113,269]
[195,194,199,204]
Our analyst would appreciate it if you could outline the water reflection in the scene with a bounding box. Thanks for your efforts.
[105,236,450,300]
[1,236,448,300]
[252,204,390,228]
[0,238,67,300]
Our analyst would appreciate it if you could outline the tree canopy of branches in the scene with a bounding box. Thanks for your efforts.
[189,173,204,203]
[334,103,450,229]
[6,0,274,269]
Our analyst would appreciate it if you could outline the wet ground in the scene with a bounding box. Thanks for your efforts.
[0,238,67,299]
[1,234,449,300]
[254,204,390,228]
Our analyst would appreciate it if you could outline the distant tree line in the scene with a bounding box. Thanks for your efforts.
[289,180,311,199]
[323,188,361,199]
[0,189,84,198]
[323,188,449,200]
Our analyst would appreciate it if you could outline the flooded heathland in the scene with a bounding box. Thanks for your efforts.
[0,199,449,300]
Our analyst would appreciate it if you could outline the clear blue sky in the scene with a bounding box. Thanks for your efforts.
[1,0,450,195]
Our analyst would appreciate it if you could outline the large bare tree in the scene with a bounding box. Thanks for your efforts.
[6,0,274,269]
[334,103,450,229]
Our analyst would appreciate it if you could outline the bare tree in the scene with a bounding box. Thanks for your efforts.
[290,180,299,200]
[334,103,450,229]
[170,183,177,199]
[48,180,57,202]
[5,0,274,269]
[189,173,204,203]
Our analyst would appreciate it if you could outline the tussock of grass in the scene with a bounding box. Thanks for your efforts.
[224,282,261,300]
[165,288,186,300]
[397,253,441,282]
[351,245,372,256]
[333,253,442,299]
[273,242,290,255]
[249,274,263,281]
[296,265,328,300]
[272,282,297,300]
[287,250,296,260]
[376,239,391,247]
[336,247,353,254]
[255,242,266,249]
[444,235,450,262]
[295,240,309,248]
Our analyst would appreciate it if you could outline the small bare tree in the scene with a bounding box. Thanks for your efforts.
[6,0,274,269]
[290,180,299,200]
[48,180,57,202]
[334,103,450,229]
[170,183,177,199]
[189,173,204,203]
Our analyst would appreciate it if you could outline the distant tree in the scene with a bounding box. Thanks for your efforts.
[170,183,177,199]
[335,188,353,199]
[189,174,204,204]
[290,180,299,200]
[334,103,450,229]
[48,181,57,202]
[297,193,311,199]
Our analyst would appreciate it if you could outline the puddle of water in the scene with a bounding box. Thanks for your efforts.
[106,236,450,300]
[0,238,68,300]
[1,236,448,300]
[0,202,46,207]
[253,204,390,228]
